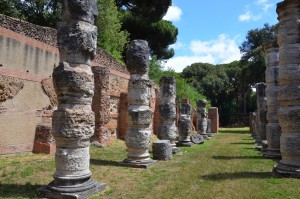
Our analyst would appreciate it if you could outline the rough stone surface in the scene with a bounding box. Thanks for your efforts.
[41,78,58,109]
[152,140,172,160]
[263,41,281,159]
[0,76,24,102]
[177,99,193,147]
[91,66,110,145]
[32,123,56,154]
[121,40,155,168]
[191,134,204,144]
[38,0,106,197]
[274,0,300,178]
[157,76,179,153]
[206,119,213,137]
[197,99,208,139]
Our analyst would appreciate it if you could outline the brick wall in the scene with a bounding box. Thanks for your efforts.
[0,15,133,154]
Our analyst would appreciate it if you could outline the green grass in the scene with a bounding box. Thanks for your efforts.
[1,128,300,199]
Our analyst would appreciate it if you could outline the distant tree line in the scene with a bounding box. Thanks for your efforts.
[181,24,277,126]
[0,1,277,126]
[0,0,177,62]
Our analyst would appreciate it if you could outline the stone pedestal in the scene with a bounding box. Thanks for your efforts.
[263,41,281,159]
[91,66,110,147]
[152,140,172,160]
[255,83,267,150]
[157,76,179,154]
[37,1,106,198]
[197,99,209,139]
[177,99,193,147]
[208,107,219,133]
[120,40,156,169]
[274,0,300,178]
[33,123,56,154]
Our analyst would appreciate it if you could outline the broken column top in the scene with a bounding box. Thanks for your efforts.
[61,0,98,23]
[126,40,150,76]
[160,76,176,98]
[197,99,207,108]
[180,99,192,115]
[256,83,266,97]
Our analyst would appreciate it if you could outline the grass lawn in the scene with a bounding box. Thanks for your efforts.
[1,127,300,199]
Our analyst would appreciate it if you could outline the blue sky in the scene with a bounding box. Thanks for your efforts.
[162,0,280,72]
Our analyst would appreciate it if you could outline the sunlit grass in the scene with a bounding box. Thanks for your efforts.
[1,128,300,199]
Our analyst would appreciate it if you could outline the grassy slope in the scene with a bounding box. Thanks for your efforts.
[0,128,299,199]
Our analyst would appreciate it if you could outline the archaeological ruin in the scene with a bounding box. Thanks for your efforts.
[37,0,106,197]
[158,76,179,153]
[263,41,281,159]
[273,0,300,178]
[120,40,156,168]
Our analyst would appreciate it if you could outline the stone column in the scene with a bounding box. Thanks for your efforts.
[91,66,110,147]
[38,0,106,198]
[255,83,267,150]
[120,40,155,168]
[177,99,193,147]
[158,76,179,153]
[208,107,219,133]
[263,41,281,159]
[197,99,209,139]
[249,112,254,136]
[274,0,300,177]
[252,111,258,139]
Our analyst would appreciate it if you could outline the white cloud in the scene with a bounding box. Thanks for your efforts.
[255,0,274,12]
[190,34,241,64]
[165,34,241,72]
[239,11,261,22]
[169,41,186,50]
[163,6,182,22]
[164,55,215,72]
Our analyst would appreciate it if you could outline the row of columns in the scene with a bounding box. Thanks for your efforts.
[250,0,300,178]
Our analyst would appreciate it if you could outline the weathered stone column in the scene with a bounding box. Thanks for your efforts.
[249,112,254,136]
[177,99,193,147]
[263,41,281,159]
[38,0,106,198]
[91,66,110,147]
[197,99,209,139]
[255,83,267,150]
[274,0,300,177]
[120,40,155,168]
[208,107,219,133]
[158,76,179,153]
[252,111,258,139]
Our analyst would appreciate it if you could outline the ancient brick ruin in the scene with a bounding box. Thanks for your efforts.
[0,14,131,155]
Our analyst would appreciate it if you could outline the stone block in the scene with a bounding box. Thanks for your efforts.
[152,140,172,161]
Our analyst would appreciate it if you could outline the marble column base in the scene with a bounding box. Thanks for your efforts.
[37,179,106,199]
[273,162,300,178]
[119,158,156,169]
[176,141,193,147]
[200,134,210,140]
[262,149,281,159]
[206,133,214,137]
[172,146,181,154]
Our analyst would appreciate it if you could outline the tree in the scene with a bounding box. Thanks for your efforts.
[118,1,178,59]
[96,0,129,62]
[116,0,171,22]
[181,62,229,106]
[12,0,61,28]
[0,0,20,18]
[239,23,277,84]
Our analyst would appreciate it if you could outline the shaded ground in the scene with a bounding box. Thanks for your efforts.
[0,127,299,199]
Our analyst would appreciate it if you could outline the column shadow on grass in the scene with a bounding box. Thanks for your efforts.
[201,171,273,181]
[0,183,42,198]
[230,142,255,145]
[90,158,120,166]
[212,155,263,160]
